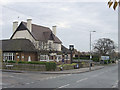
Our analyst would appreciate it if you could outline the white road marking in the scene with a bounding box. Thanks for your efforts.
[112,85,117,88]
[31,82,34,84]
[58,84,70,88]
[67,74,71,76]
[49,77,53,79]
[9,76,23,80]
[25,83,30,85]
[76,78,88,83]
[52,77,56,79]
[112,80,118,88]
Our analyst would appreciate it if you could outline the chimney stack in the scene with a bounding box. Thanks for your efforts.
[52,26,56,36]
[13,21,18,33]
[27,19,32,32]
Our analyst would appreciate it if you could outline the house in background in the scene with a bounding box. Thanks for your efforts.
[1,19,71,64]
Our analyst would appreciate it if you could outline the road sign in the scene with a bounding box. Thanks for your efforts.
[101,56,109,60]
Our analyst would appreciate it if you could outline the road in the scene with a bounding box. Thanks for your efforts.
[2,64,118,88]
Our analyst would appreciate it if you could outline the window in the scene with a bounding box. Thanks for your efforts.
[49,42,52,49]
[56,55,62,61]
[40,55,48,60]
[22,56,24,58]
[3,53,14,61]
[17,56,19,58]
[65,55,68,60]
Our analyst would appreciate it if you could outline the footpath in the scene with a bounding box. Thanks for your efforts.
[2,65,104,74]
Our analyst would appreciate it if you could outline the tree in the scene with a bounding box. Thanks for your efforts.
[93,38,116,56]
[108,0,120,10]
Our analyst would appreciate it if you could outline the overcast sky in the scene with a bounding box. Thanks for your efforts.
[0,0,118,52]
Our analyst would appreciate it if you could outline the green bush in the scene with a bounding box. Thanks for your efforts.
[7,61,16,63]
[18,61,28,64]
[27,61,46,64]
[92,58,99,62]
[81,61,85,64]
[80,57,89,60]
[45,62,56,71]
[73,57,78,59]
[104,60,108,64]
[17,61,46,64]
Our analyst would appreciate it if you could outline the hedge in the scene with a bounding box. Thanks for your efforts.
[73,55,100,62]
[18,61,47,64]
[6,61,16,63]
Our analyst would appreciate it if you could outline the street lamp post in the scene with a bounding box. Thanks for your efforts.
[89,31,96,71]
[69,45,74,64]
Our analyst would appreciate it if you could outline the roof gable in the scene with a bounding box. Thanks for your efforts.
[10,22,36,40]
[17,22,28,31]
[11,21,62,43]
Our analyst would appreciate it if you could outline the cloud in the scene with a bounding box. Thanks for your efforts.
[60,7,70,11]
[0,20,3,25]
[0,0,12,5]
[2,2,118,51]
[56,21,71,28]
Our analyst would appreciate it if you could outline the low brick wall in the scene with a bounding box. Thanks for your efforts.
[78,62,94,68]
[2,63,46,71]
[56,65,74,71]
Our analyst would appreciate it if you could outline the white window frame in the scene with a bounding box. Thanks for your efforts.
[3,52,14,61]
[56,55,62,61]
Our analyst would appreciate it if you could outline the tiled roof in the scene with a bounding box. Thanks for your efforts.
[61,45,71,54]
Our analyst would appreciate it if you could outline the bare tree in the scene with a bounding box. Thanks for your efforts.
[93,38,116,56]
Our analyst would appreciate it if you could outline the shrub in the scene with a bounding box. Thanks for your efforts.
[18,61,28,64]
[80,57,89,60]
[27,61,46,64]
[104,60,108,64]
[81,61,85,64]
[73,57,78,59]
[7,61,16,63]
[92,58,99,62]
[17,61,46,64]
[45,62,56,71]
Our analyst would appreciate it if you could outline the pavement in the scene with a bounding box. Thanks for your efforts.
[2,65,104,74]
